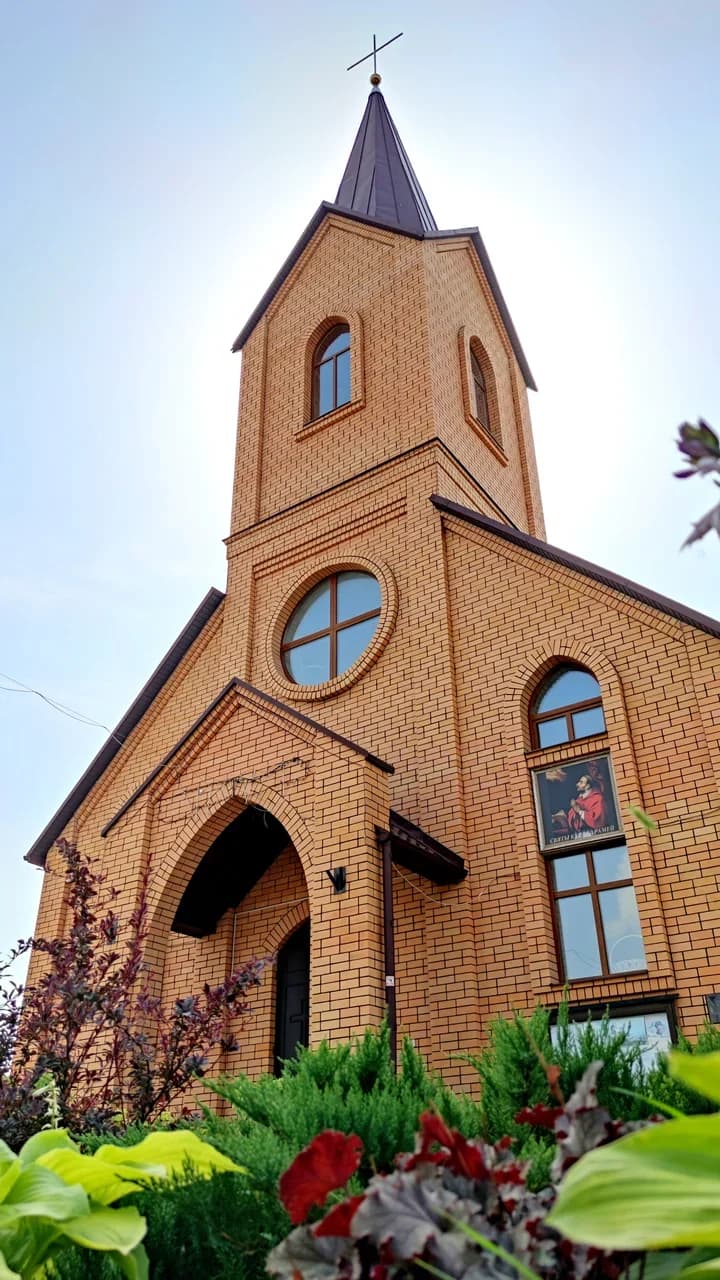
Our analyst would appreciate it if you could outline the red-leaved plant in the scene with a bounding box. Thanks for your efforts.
[269,1063,652,1280]
[0,839,264,1147]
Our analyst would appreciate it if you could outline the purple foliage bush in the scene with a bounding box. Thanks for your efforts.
[0,839,264,1147]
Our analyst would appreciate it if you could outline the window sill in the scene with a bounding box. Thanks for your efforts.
[296,396,365,442]
[525,733,609,767]
[465,412,507,464]
[541,971,653,998]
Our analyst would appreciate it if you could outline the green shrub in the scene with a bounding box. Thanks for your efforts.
[646,1021,720,1115]
[51,1165,285,1280]
[57,1025,478,1280]
[210,1023,479,1180]
[466,1001,650,1188]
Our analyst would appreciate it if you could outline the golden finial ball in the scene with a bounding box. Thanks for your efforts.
[370,72,382,86]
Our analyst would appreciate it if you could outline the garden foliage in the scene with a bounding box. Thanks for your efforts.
[52,1026,480,1280]
[268,1061,645,1280]
[549,1050,720,1277]
[0,1126,241,1280]
[209,1023,480,1179]
[467,1002,650,1187]
[0,840,264,1146]
[675,419,720,545]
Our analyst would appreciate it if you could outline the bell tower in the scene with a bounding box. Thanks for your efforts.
[227,80,545,543]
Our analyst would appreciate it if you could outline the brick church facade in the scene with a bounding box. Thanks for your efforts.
[26,83,720,1090]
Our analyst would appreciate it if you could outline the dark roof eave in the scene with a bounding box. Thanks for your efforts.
[101,677,393,838]
[431,495,720,639]
[378,810,467,886]
[230,207,535,390]
[24,588,226,868]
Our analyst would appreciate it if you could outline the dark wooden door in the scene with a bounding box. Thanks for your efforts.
[274,921,310,1074]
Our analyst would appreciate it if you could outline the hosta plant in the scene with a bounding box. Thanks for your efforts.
[0,1126,242,1279]
[548,1050,720,1278]
[268,1062,645,1280]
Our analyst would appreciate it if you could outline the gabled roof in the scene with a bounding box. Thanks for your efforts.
[101,676,394,838]
[24,588,226,867]
[335,86,437,234]
[230,204,535,389]
[431,495,720,639]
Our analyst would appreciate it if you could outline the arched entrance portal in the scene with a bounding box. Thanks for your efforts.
[274,920,310,1074]
[160,799,311,1079]
[171,805,291,937]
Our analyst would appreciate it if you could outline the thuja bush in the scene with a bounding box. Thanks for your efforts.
[50,1166,282,1280]
[58,1027,479,1280]
[210,1023,480,1180]
[0,839,264,1147]
[645,1021,720,1116]
[269,1061,650,1280]
[468,1003,649,1188]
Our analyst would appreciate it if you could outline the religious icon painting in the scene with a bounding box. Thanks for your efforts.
[532,751,623,852]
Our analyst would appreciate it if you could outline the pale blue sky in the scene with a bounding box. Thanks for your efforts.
[1,1,718,960]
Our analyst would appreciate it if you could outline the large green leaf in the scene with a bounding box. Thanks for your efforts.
[680,1259,720,1279]
[0,1163,21,1206]
[548,1114,720,1249]
[116,1241,150,1280]
[59,1205,147,1254]
[0,1248,19,1280]
[37,1149,137,1206]
[94,1130,245,1182]
[19,1130,78,1167]
[3,1166,88,1220]
[669,1051,720,1105]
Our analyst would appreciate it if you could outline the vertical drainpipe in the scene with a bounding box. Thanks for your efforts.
[379,830,397,1069]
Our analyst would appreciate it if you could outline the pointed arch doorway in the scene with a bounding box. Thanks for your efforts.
[274,920,310,1074]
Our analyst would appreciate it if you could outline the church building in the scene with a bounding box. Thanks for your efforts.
[25,77,720,1089]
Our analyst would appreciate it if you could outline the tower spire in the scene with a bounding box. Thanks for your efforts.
[335,87,437,235]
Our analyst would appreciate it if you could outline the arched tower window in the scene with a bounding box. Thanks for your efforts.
[470,346,490,432]
[312,324,351,419]
[530,664,605,749]
[465,337,501,447]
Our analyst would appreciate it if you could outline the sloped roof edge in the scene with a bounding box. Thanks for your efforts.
[431,495,720,639]
[101,676,394,839]
[230,205,535,389]
[383,810,467,885]
[24,588,226,868]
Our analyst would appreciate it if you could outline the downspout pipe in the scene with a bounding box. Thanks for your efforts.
[378,829,397,1069]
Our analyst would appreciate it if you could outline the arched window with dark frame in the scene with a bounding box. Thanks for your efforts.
[470,345,490,432]
[312,324,351,419]
[530,664,606,749]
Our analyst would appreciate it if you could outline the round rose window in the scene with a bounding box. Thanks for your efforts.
[281,571,382,685]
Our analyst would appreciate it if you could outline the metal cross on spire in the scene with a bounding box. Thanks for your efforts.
[346,31,403,85]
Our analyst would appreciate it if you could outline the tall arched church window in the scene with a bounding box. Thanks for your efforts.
[312,324,351,419]
[470,346,490,432]
[530,664,606,749]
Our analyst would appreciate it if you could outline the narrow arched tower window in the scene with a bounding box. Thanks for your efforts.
[470,346,490,432]
[312,324,351,418]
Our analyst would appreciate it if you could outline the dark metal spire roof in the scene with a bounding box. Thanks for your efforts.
[335,86,437,234]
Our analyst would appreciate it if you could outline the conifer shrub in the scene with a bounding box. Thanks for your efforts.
[53,1025,478,1280]
[209,1022,480,1180]
[645,1021,720,1115]
[466,1002,650,1188]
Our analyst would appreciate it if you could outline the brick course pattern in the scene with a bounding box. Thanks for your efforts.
[28,209,720,1097]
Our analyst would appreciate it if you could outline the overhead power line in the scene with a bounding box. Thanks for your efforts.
[0,670,125,746]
